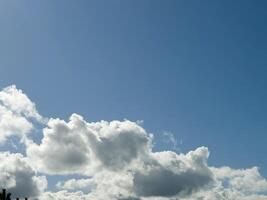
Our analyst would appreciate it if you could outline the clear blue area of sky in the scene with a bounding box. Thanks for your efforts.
[0,0,266,180]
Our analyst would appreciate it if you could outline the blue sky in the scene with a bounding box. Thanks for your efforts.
[0,1,267,199]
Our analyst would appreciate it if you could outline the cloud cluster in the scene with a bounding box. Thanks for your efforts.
[25,112,213,199]
[26,114,152,175]
[0,85,267,200]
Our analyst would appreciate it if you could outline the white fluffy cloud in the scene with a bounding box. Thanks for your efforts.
[40,190,89,200]
[25,112,215,198]
[56,178,96,193]
[25,110,214,199]
[0,85,43,143]
[0,85,42,121]
[91,148,212,199]
[0,105,33,143]
[26,114,152,174]
[26,115,92,174]
[0,85,267,200]
[212,166,267,193]
[0,152,47,198]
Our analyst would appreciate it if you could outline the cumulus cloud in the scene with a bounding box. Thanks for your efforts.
[212,166,267,193]
[0,85,267,200]
[0,85,43,143]
[0,105,33,143]
[179,166,267,200]
[40,190,89,200]
[29,138,267,200]
[26,114,152,174]
[26,115,91,174]
[25,112,214,198]
[86,119,151,171]
[133,147,213,197]
[0,152,47,198]
[24,109,267,199]
[181,185,267,200]
[30,111,213,199]
[56,178,96,193]
[0,85,42,121]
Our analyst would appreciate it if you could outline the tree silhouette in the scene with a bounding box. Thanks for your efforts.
[0,189,28,200]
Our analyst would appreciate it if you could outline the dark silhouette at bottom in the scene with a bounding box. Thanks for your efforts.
[0,189,28,200]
